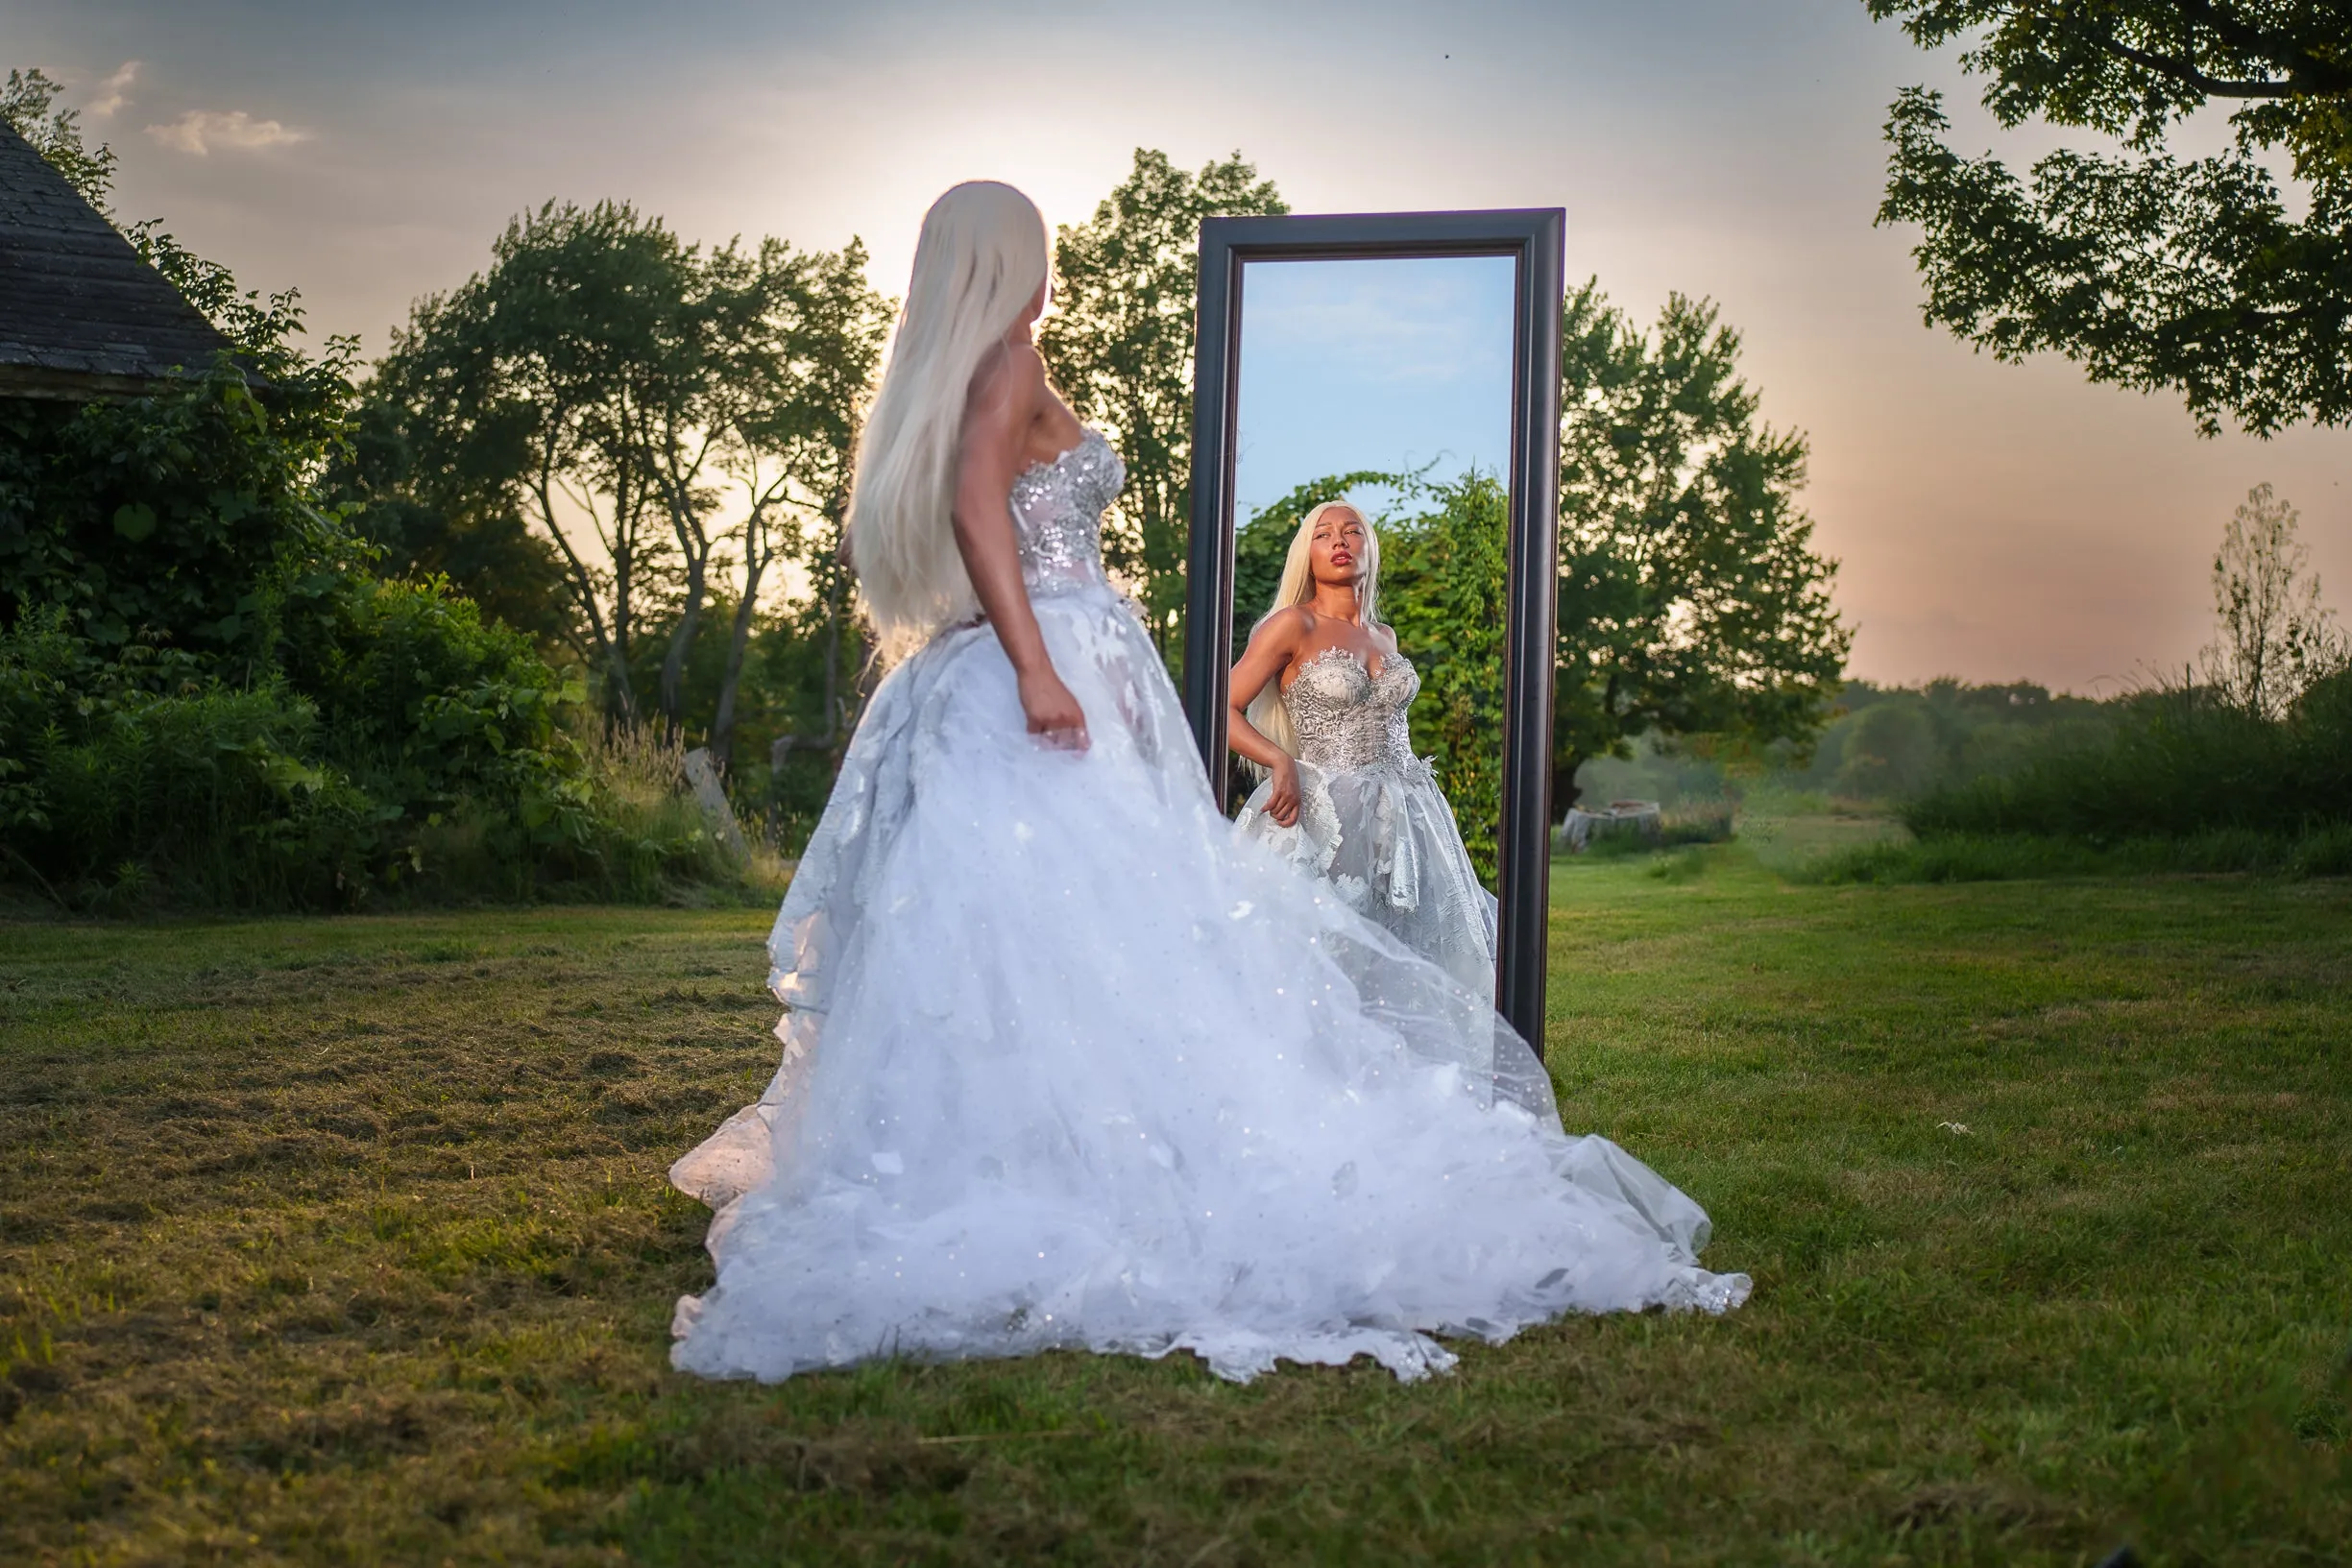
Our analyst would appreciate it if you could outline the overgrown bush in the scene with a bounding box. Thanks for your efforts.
[0,367,773,912]
[0,602,772,910]
[1903,672,2352,843]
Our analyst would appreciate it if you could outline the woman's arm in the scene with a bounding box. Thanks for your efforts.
[953,345,1088,750]
[1227,610,1305,826]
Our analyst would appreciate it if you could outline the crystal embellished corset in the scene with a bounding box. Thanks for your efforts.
[1008,428,1123,598]
[1283,648,1420,772]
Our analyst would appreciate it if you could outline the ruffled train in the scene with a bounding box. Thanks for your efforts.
[668,585,1748,1384]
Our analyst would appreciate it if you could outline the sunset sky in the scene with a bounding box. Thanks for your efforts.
[13,0,2347,693]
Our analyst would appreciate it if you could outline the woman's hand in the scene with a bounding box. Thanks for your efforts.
[1019,665,1090,752]
[1264,755,1300,827]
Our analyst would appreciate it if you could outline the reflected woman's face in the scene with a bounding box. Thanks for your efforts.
[1310,507,1369,588]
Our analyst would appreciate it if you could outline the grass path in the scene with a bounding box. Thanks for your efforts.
[2,848,2345,1564]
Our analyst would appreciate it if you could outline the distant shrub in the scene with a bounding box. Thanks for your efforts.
[1903,672,2352,843]
[1661,801,1736,846]
[1802,827,2352,886]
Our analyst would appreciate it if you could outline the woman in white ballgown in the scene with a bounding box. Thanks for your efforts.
[1228,501,1499,1001]
[668,181,1748,1386]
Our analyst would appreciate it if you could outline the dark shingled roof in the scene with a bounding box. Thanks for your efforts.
[0,118,235,399]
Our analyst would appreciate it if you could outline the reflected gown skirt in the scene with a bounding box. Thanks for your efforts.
[668,585,1749,1383]
[1237,754,1500,1001]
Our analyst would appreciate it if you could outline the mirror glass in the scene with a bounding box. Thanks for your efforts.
[1223,254,1517,1003]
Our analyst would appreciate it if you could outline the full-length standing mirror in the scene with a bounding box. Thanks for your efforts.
[1185,210,1564,1050]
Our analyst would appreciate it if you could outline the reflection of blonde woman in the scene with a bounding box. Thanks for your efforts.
[1227,502,1498,1000]
[667,183,1747,1389]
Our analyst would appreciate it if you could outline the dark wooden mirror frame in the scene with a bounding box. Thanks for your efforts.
[1180,208,1566,1051]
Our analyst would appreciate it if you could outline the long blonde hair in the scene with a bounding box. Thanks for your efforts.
[1242,500,1383,766]
[847,181,1051,663]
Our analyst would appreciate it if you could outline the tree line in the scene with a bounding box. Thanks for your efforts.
[344,147,1851,824]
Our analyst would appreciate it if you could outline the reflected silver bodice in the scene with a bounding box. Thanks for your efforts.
[1008,429,1123,598]
[1284,648,1420,772]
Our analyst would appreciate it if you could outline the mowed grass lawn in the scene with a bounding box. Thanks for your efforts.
[2,845,2346,1565]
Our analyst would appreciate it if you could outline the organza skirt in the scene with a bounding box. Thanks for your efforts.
[668,585,1748,1384]
[1236,756,1499,1001]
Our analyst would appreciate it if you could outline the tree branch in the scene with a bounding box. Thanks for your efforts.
[2168,0,2352,96]
[2037,0,2352,100]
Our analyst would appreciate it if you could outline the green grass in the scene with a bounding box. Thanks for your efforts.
[3,841,2347,1564]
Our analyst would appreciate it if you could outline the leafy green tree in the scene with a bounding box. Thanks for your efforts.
[1384,474,1512,882]
[1869,1,2352,435]
[334,399,579,652]
[702,239,890,770]
[2199,482,2345,717]
[1039,150,1287,663]
[370,203,693,723]
[1555,282,1850,812]
[366,209,887,750]
[1835,698,1939,799]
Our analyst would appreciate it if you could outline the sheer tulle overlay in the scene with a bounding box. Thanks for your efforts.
[1237,649,1499,999]
[669,432,1748,1385]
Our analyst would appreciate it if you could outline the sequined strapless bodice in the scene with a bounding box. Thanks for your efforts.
[1008,428,1123,598]
[1283,648,1419,772]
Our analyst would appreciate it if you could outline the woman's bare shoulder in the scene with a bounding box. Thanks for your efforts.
[1251,605,1315,648]
[966,341,1048,428]
[974,340,1046,400]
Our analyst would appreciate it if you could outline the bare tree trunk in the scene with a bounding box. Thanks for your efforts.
[710,508,771,771]
[529,461,638,726]
[821,562,851,768]
[659,547,707,734]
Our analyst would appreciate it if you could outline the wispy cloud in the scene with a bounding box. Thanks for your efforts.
[87,60,141,119]
[146,109,310,156]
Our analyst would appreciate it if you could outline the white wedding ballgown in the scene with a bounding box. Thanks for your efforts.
[669,429,1749,1384]
[1236,648,1500,1001]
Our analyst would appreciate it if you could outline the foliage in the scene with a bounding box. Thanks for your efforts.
[1554,282,1850,812]
[0,365,353,657]
[0,578,781,910]
[1869,1,2352,435]
[360,202,703,724]
[1039,149,1287,663]
[1903,668,2352,844]
[1804,823,2352,884]
[0,95,770,910]
[1831,699,1940,799]
[2199,481,2346,717]
[1382,474,1512,883]
[7,871,2351,1560]
[338,402,580,653]
[361,203,888,743]
[1777,678,2115,803]
[0,67,114,206]
[0,613,380,909]
[695,238,889,769]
